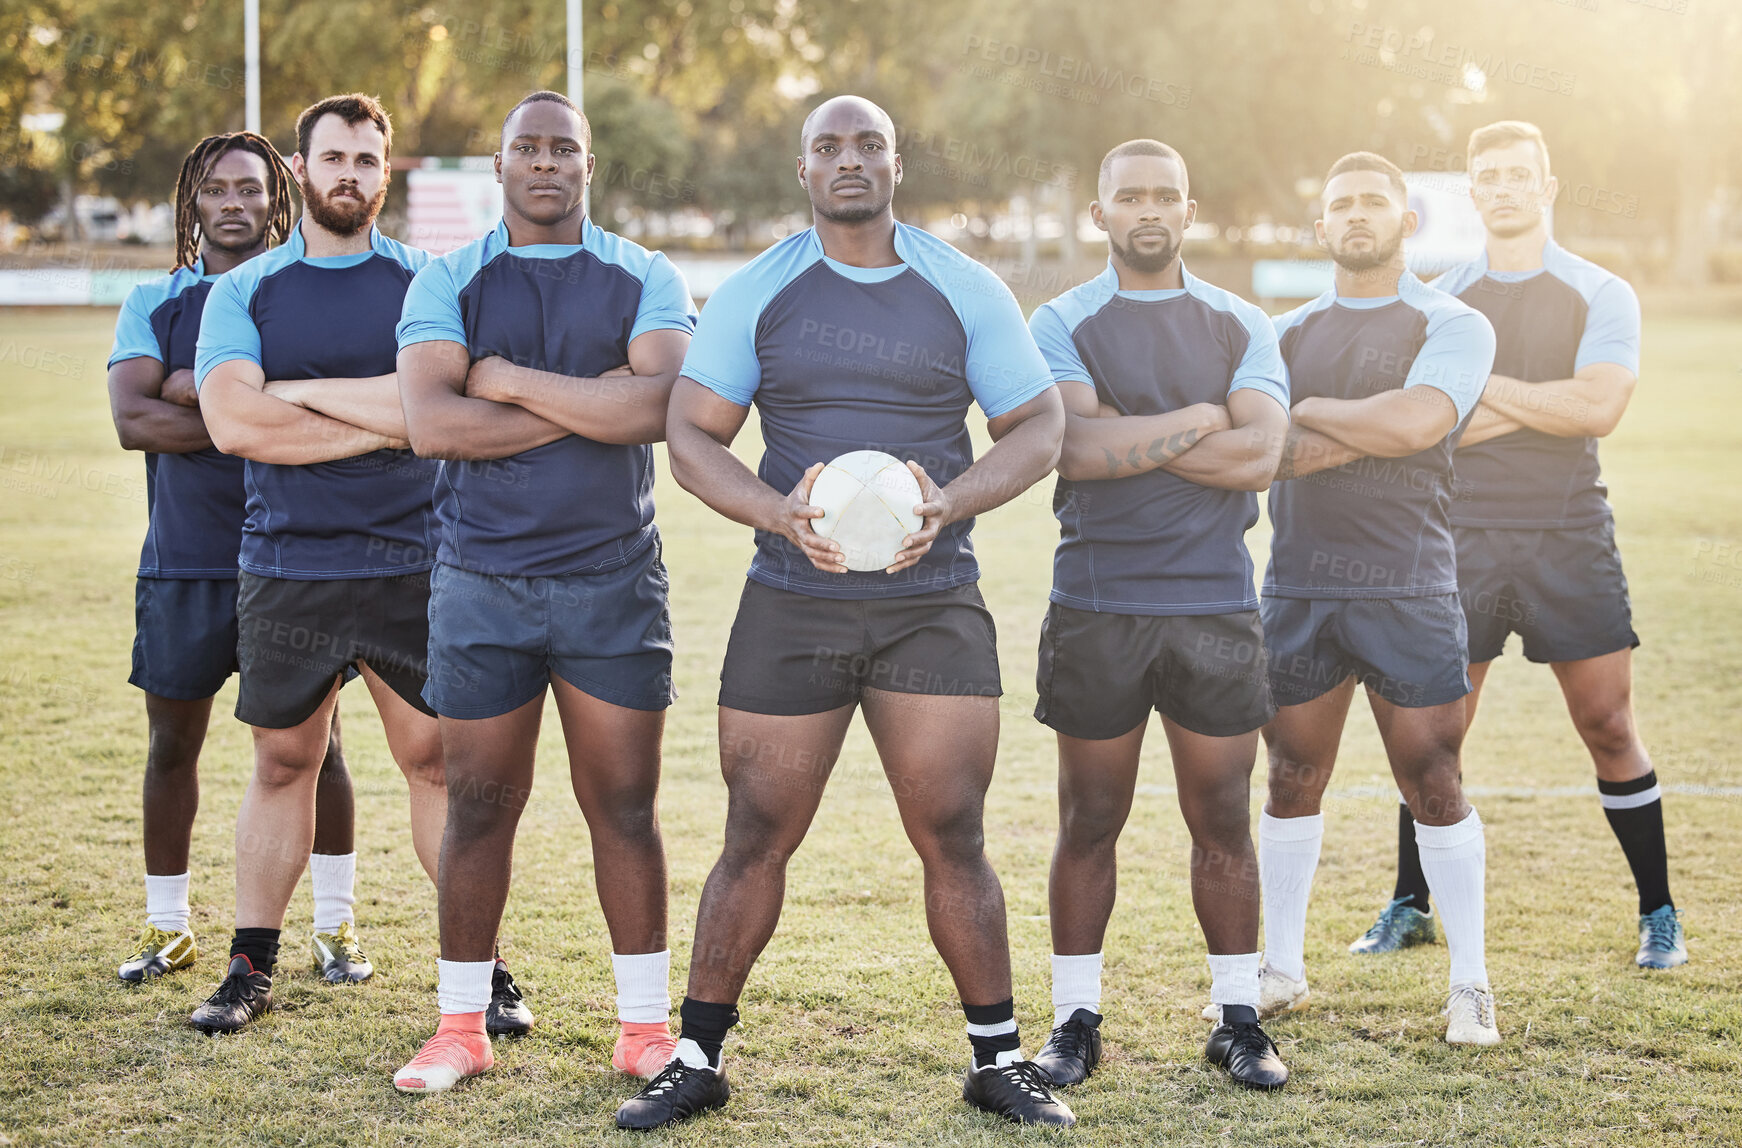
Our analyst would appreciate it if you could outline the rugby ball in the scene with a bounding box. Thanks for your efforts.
[808,450,925,572]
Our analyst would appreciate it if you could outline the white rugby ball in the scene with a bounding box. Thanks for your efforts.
[808,450,924,572]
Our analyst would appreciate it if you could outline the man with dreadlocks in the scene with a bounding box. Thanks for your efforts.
[107,131,364,988]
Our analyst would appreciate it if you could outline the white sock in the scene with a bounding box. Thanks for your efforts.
[1259,811,1324,983]
[674,1036,717,1071]
[1415,809,1488,989]
[612,950,672,1024]
[144,872,190,934]
[308,852,356,934]
[436,958,495,1015]
[1207,951,1262,1009]
[1051,952,1103,1026]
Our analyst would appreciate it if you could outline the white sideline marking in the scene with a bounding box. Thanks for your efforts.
[1134,783,1741,799]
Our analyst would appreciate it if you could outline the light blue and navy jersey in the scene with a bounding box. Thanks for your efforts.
[1266,273,1495,600]
[397,218,697,578]
[110,259,248,579]
[680,222,1054,599]
[1030,263,1288,615]
[195,223,437,580]
[1433,239,1641,529]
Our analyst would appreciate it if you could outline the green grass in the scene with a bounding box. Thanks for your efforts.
[1,305,1739,1146]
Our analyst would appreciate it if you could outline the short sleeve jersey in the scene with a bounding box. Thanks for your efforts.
[109,259,247,578]
[397,218,697,578]
[195,223,438,580]
[1266,273,1495,599]
[1433,238,1641,529]
[679,223,1055,600]
[1029,263,1289,615]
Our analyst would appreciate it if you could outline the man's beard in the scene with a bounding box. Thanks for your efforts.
[1108,230,1181,274]
[814,186,892,224]
[1329,228,1403,273]
[301,174,386,236]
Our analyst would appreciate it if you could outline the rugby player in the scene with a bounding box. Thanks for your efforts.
[107,132,360,986]
[1253,152,1501,1045]
[614,95,1074,1128]
[1026,139,1291,1090]
[390,91,696,1094]
[188,94,446,1033]
[1352,121,1683,970]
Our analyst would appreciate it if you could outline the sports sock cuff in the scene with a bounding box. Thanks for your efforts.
[308,851,358,933]
[436,959,495,1015]
[144,872,191,932]
[1050,952,1103,1015]
[611,949,673,1023]
[230,927,281,973]
[436,1010,487,1036]
[961,998,1016,1029]
[1598,771,1662,808]
[1414,808,1483,851]
[1260,810,1325,845]
[1207,951,1262,1008]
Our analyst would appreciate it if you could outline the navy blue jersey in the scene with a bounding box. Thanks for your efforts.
[397,218,697,577]
[680,223,1054,600]
[1030,263,1289,615]
[195,224,438,580]
[110,259,248,578]
[1266,274,1494,600]
[1434,239,1641,529]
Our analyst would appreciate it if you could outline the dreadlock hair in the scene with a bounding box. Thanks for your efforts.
[173,132,297,271]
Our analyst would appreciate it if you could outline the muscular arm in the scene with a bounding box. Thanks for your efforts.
[397,341,570,461]
[264,373,410,439]
[1291,386,1459,459]
[465,328,691,446]
[199,359,404,464]
[108,358,213,453]
[1161,389,1290,492]
[665,377,844,571]
[1457,402,1526,448]
[1274,424,1364,480]
[1054,380,1228,481]
[1474,363,1636,438]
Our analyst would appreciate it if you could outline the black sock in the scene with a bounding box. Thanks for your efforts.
[1221,1004,1259,1025]
[678,997,739,1069]
[230,927,281,976]
[1598,772,1673,915]
[1392,802,1432,913]
[963,998,1020,1068]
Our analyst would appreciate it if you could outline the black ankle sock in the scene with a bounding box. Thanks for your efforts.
[678,997,739,1068]
[963,998,1020,1068]
[1597,772,1673,915]
[1221,1004,1259,1025]
[230,927,281,975]
[1393,802,1432,912]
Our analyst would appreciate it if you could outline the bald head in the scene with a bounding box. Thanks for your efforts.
[800,95,897,152]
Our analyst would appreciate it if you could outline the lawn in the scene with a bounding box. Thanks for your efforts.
[0,305,1738,1146]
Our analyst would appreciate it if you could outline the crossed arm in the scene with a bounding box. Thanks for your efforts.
[398,329,691,460]
[1456,362,1637,448]
[1055,382,1288,491]
[109,357,213,453]
[666,378,1065,574]
[1275,385,1459,480]
[199,359,406,464]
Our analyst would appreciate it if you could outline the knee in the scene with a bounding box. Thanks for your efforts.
[1572,704,1638,760]
[1264,750,1325,814]
[399,752,447,793]
[587,784,661,846]
[253,754,317,793]
[910,803,987,868]
[445,776,522,841]
[1057,794,1125,854]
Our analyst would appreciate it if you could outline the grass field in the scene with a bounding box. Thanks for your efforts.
[1,304,1739,1147]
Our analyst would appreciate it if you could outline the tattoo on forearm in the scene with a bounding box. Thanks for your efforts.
[1103,427,1200,478]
